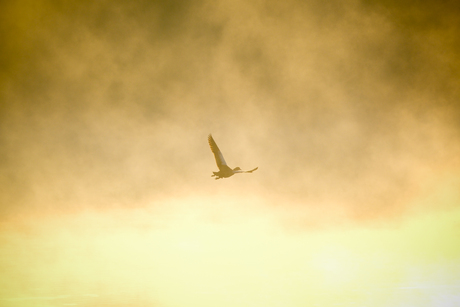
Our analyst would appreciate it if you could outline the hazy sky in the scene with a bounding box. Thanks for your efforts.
[1,0,460,306]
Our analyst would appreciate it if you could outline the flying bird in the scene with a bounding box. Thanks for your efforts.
[208,134,258,180]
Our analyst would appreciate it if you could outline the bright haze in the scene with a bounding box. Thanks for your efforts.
[1,0,460,306]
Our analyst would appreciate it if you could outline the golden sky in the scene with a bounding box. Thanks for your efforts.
[1,0,460,306]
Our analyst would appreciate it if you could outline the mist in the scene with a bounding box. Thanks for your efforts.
[1,0,459,222]
[1,1,460,305]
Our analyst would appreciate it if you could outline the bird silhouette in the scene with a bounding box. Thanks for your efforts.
[208,134,258,180]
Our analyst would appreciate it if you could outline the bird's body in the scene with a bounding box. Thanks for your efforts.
[208,134,258,180]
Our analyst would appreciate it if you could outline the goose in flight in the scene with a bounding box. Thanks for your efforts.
[208,134,258,180]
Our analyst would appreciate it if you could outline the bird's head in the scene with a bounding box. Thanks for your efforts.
[233,167,241,171]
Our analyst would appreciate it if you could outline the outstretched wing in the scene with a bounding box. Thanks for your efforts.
[234,167,258,173]
[208,134,228,170]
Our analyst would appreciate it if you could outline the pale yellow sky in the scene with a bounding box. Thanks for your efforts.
[1,0,460,306]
